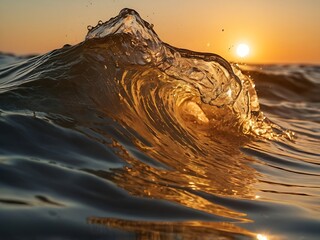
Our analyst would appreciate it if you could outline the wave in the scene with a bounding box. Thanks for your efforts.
[0,8,293,141]
[240,64,320,102]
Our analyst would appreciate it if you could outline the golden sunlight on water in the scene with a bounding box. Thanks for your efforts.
[256,233,268,240]
[88,216,273,239]
[88,217,257,239]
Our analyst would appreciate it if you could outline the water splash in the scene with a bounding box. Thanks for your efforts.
[85,8,293,140]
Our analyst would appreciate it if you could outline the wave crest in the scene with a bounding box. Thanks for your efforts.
[85,8,292,140]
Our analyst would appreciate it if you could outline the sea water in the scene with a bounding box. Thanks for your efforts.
[0,9,319,240]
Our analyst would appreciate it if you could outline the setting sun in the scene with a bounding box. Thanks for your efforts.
[236,43,250,58]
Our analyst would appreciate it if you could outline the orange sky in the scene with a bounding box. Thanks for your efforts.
[0,0,319,64]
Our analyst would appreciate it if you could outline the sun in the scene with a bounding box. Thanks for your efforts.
[236,43,250,58]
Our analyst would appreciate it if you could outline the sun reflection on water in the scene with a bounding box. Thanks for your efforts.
[257,233,268,240]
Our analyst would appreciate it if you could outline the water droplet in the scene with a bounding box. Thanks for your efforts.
[98,20,103,25]
[87,25,93,31]
[143,55,152,63]
[130,40,136,46]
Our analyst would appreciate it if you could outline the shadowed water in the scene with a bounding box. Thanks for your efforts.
[0,8,319,240]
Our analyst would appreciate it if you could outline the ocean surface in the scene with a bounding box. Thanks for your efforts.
[0,9,319,240]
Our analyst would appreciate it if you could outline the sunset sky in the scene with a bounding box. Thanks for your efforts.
[0,0,319,64]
